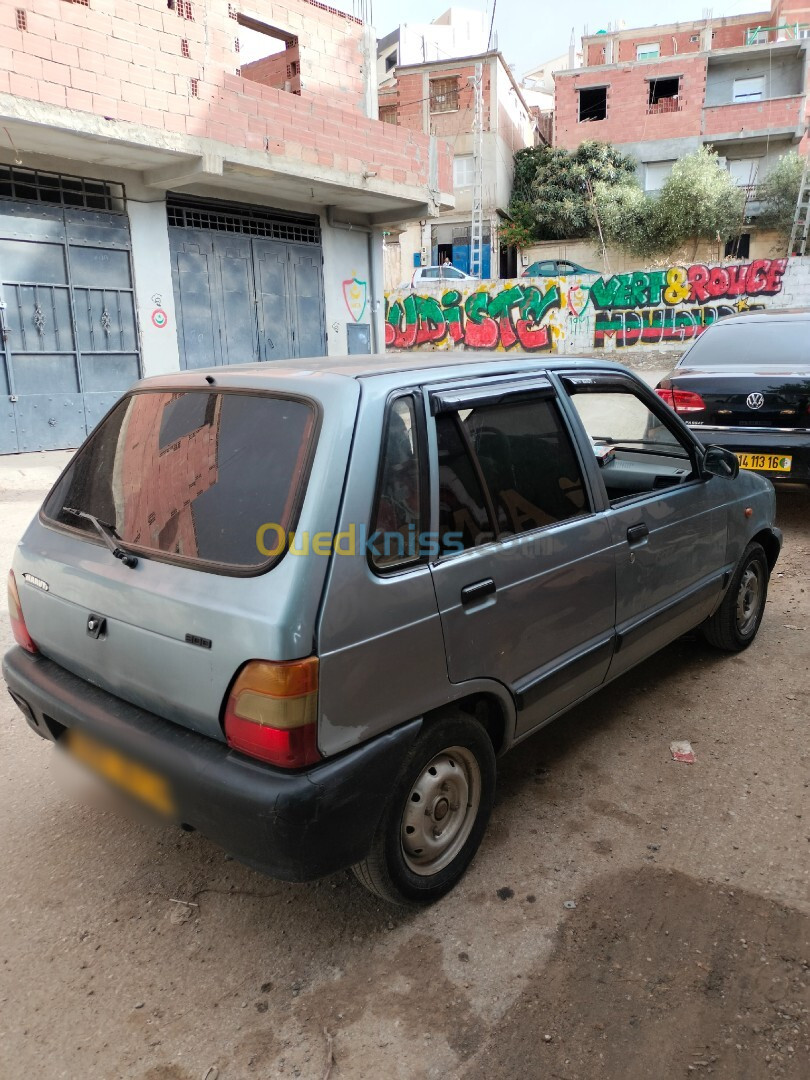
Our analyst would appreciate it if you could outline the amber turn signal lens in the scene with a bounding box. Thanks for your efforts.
[223,657,320,769]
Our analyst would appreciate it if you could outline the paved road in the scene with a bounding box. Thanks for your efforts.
[0,453,807,1080]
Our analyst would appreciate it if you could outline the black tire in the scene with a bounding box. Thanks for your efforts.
[352,714,496,906]
[701,541,769,652]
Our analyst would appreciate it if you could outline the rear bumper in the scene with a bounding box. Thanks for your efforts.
[688,427,810,483]
[2,647,421,882]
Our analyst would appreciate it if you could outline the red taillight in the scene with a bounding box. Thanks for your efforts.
[223,657,320,769]
[656,387,706,413]
[7,570,38,654]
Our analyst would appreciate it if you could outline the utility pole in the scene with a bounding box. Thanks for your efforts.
[470,62,484,278]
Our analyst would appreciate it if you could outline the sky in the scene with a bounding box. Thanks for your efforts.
[368,0,770,78]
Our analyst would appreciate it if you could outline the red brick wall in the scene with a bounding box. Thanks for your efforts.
[386,61,495,137]
[392,72,426,133]
[702,96,805,135]
[0,0,446,192]
[241,45,301,95]
[555,57,707,150]
[583,11,773,66]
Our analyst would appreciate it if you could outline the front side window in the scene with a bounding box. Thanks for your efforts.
[43,390,317,571]
[371,397,422,569]
[569,384,696,503]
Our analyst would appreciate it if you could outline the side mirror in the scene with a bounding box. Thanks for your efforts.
[703,445,739,480]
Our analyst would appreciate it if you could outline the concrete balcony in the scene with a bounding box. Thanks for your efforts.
[702,96,807,142]
[0,0,454,224]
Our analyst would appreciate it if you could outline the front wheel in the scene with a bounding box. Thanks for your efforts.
[701,541,769,652]
[352,714,496,905]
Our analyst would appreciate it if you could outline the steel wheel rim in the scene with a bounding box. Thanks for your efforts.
[736,562,763,637]
[400,746,481,876]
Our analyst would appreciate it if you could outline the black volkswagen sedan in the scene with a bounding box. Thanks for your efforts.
[655,310,810,485]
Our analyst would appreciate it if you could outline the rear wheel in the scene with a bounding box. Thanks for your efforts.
[352,714,496,905]
[701,542,769,652]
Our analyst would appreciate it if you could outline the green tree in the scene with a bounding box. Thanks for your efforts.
[653,147,745,259]
[756,151,806,240]
[506,141,638,243]
[592,179,664,260]
[597,147,747,260]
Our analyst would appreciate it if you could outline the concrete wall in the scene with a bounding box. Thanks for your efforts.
[320,218,382,354]
[384,256,810,356]
[704,49,806,105]
[521,231,789,274]
[127,199,181,378]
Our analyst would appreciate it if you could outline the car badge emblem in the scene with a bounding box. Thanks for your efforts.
[22,573,49,592]
[746,392,764,410]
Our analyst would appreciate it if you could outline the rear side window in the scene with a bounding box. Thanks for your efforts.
[435,394,588,554]
[465,398,588,531]
[371,397,422,569]
[43,390,317,572]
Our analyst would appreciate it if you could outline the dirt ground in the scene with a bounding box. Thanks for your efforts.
[0,454,808,1080]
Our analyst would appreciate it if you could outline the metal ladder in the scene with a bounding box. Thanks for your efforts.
[787,156,810,257]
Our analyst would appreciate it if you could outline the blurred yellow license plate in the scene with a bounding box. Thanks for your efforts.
[736,452,792,473]
[66,729,175,816]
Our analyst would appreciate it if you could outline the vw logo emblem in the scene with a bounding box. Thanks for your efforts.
[746,392,764,410]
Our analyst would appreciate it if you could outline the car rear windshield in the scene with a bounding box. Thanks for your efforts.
[43,389,317,573]
[683,320,810,366]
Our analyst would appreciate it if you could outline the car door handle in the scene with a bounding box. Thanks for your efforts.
[460,578,496,605]
[626,523,649,545]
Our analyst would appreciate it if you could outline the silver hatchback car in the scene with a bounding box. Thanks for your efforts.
[3,355,781,904]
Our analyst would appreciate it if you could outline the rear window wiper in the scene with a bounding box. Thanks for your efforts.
[63,508,139,569]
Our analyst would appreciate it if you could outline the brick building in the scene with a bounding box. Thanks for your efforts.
[0,0,453,453]
[377,9,537,289]
[554,0,810,252]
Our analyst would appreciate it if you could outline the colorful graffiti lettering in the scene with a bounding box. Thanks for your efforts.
[589,259,787,348]
[383,259,791,354]
[594,304,746,348]
[589,260,787,311]
[384,283,562,351]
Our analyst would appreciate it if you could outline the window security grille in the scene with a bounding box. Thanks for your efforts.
[0,165,125,211]
[166,197,321,244]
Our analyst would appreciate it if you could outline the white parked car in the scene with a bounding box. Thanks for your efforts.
[405,265,478,289]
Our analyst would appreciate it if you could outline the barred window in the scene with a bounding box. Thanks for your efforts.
[430,77,459,113]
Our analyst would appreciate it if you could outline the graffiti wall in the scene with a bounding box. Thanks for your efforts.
[384,257,808,355]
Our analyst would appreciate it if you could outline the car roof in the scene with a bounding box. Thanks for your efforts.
[133,353,631,391]
[707,308,810,324]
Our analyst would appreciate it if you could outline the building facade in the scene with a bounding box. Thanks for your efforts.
[378,45,537,288]
[554,0,810,248]
[0,0,453,453]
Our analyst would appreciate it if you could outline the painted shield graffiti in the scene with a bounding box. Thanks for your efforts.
[567,284,591,318]
[343,277,367,323]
